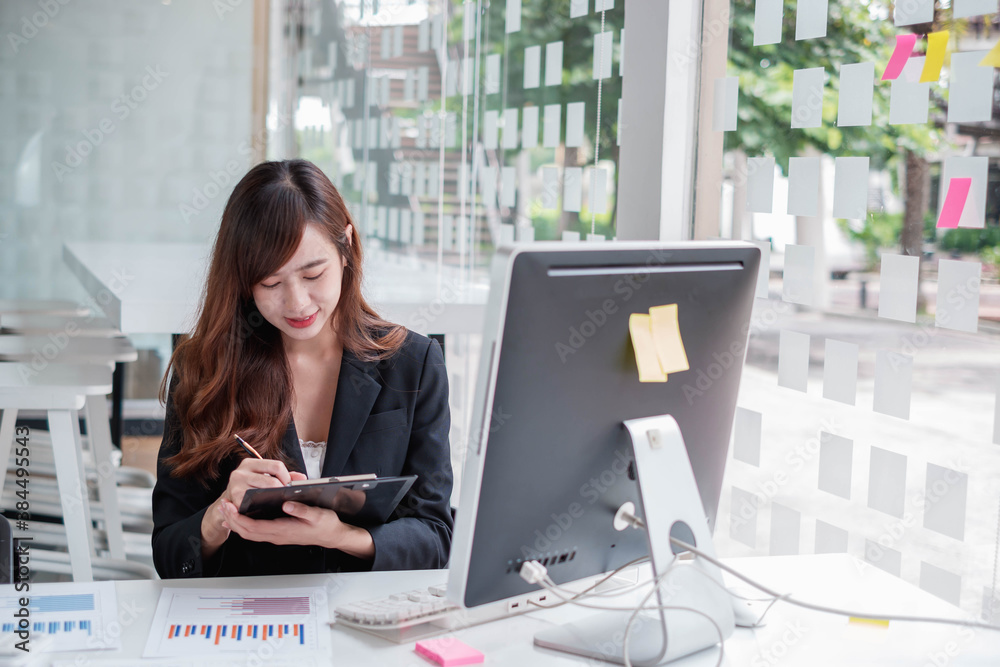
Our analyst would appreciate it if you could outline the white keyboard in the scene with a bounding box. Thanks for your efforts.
[334,584,457,629]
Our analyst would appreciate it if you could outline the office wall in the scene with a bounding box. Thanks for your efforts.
[0,0,253,304]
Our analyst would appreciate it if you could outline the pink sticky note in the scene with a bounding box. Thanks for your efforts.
[882,34,918,81]
[415,638,485,666]
[937,177,972,228]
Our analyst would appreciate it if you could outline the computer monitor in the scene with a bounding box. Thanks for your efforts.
[447,242,760,657]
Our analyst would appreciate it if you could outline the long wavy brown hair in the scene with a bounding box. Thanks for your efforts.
[159,159,406,482]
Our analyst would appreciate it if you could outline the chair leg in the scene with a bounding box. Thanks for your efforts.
[84,395,125,559]
[48,409,94,582]
[0,408,18,500]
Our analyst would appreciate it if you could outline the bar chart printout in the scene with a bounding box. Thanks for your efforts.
[142,587,331,658]
[0,581,119,652]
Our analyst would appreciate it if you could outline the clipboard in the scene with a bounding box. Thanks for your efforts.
[238,474,417,525]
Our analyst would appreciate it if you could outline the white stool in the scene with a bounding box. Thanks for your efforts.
[0,299,90,317]
[0,335,138,560]
[0,363,114,582]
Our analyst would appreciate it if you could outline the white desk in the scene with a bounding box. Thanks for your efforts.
[28,555,1000,665]
[63,242,489,336]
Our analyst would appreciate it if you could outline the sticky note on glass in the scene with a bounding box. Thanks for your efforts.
[878,253,919,323]
[882,34,917,81]
[649,304,690,375]
[791,67,825,128]
[832,156,869,219]
[919,30,949,82]
[713,76,739,132]
[837,62,874,127]
[948,50,994,123]
[889,57,930,124]
[979,39,1000,67]
[787,156,820,216]
[867,445,907,517]
[956,0,997,19]
[937,178,972,229]
[940,156,988,228]
[936,259,981,333]
[747,156,775,213]
[754,0,783,46]
[629,313,668,382]
[795,0,828,41]
[415,638,485,666]
[894,0,932,26]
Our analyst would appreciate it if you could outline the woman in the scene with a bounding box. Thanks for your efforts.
[151,159,453,578]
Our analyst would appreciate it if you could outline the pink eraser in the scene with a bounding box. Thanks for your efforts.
[414,637,485,666]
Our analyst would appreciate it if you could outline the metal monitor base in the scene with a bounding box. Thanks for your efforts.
[533,415,735,666]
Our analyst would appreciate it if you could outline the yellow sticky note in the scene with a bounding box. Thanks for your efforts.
[980,39,1000,68]
[919,30,949,83]
[629,313,667,383]
[649,304,690,375]
[848,617,890,628]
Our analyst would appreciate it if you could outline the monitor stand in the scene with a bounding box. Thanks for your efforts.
[533,415,735,666]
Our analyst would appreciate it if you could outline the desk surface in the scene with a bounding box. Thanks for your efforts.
[29,554,1000,666]
[63,242,489,335]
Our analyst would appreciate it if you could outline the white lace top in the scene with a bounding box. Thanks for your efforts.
[298,438,328,479]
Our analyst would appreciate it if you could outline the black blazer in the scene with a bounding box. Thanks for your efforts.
[151,330,453,578]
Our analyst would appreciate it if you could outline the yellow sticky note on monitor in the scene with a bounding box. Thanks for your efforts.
[629,313,667,383]
[649,304,690,375]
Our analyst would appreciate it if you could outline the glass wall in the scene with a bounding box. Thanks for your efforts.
[710,0,1000,620]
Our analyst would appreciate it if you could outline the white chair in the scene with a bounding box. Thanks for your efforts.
[0,363,115,582]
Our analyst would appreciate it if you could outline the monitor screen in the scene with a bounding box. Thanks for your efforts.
[448,242,760,609]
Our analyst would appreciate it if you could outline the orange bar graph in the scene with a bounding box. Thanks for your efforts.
[214,626,221,645]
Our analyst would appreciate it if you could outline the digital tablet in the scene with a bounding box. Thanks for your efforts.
[238,474,417,524]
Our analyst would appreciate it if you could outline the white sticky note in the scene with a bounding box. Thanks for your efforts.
[562,231,581,242]
[545,41,564,87]
[730,487,757,548]
[791,67,825,128]
[442,215,453,250]
[936,259,981,333]
[770,503,801,556]
[873,350,913,420]
[570,0,588,18]
[940,156,988,229]
[754,0,783,46]
[823,339,858,405]
[818,432,853,499]
[889,57,930,125]
[783,244,816,306]
[750,240,770,299]
[486,54,501,95]
[878,254,920,322]
[994,377,1000,446]
[796,0,828,40]
[747,156,775,213]
[566,102,585,148]
[954,0,996,18]
[524,46,541,89]
[865,540,902,577]
[418,20,430,52]
[388,208,400,241]
[895,0,933,26]
[815,520,848,554]
[563,167,583,212]
[832,156,869,220]
[543,104,561,147]
[732,407,762,466]
[593,31,613,80]
[949,51,994,123]
[393,25,404,58]
[778,329,810,392]
[590,167,608,214]
[483,110,499,149]
[713,76,739,132]
[522,105,539,148]
[501,166,516,207]
[480,165,497,206]
[542,167,559,210]
[418,67,429,102]
[503,108,519,149]
[595,0,614,9]
[380,27,392,59]
[506,0,522,33]
[920,562,962,606]
[787,156,820,217]
[868,446,907,518]
[837,62,874,127]
[924,464,967,541]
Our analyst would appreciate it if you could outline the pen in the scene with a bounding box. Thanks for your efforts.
[234,434,263,459]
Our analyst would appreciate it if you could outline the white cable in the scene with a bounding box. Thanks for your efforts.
[670,537,1000,633]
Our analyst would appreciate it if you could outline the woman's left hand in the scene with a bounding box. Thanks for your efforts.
[218,500,375,560]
